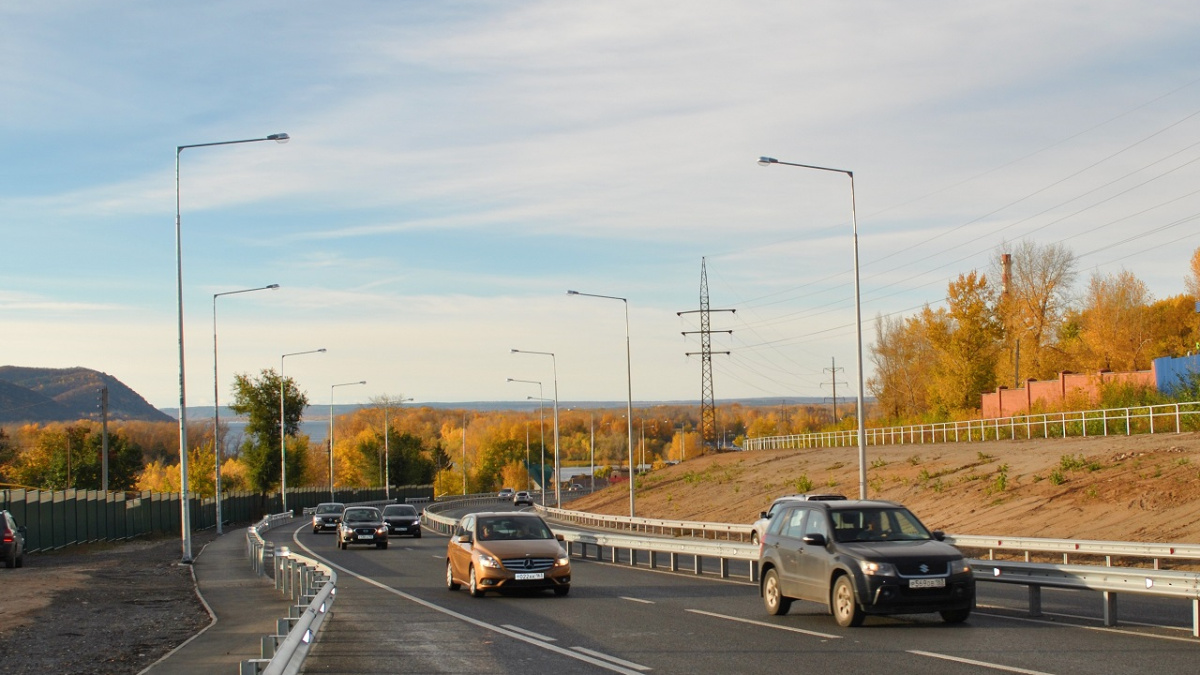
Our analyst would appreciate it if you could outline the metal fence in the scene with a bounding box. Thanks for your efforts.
[0,484,434,553]
[744,401,1200,451]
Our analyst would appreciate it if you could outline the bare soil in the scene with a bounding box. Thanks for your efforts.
[5,432,1200,674]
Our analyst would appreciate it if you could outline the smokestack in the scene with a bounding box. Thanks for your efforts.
[1001,253,1012,296]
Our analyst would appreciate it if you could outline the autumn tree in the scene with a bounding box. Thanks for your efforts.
[992,240,1077,380]
[229,368,311,493]
[1071,270,1153,371]
[926,272,1003,414]
[1186,246,1200,299]
[868,312,936,419]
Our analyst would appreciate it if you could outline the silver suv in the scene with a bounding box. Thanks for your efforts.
[750,493,845,544]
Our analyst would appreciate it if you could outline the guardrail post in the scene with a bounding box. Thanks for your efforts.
[1193,598,1199,638]
[1103,592,1118,627]
[670,552,680,572]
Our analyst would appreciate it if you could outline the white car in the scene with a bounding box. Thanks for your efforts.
[751,493,846,544]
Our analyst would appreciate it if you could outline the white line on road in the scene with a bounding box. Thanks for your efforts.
[686,609,841,639]
[572,646,653,671]
[908,650,1056,675]
[621,596,655,604]
[503,624,557,642]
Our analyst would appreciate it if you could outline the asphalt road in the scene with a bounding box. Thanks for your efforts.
[272,508,1200,674]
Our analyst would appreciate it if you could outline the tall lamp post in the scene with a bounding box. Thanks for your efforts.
[758,156,867,499]
[280,348,325,514]
[175,131,288,563]
[567,290,635,517]
[511,349,560,508]
[329,380,366,502]
[213,283,279,535]
[507,378,545,503]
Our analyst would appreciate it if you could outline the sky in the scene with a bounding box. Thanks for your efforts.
[3,1,1200,413]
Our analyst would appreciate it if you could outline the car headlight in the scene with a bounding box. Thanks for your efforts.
[859,560,898,576]
[555,552,570,567]
[477,553,503,569]
[949,559,971,575]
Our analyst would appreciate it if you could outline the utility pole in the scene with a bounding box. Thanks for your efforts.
[678,258,735,448]
[821,358,847,423]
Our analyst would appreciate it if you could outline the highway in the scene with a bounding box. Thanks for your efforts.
[272,507,1200,674]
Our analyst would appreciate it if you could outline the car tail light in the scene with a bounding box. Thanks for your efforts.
[2,532,12,543]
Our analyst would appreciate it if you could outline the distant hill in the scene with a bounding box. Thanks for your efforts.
[0,366,172,424]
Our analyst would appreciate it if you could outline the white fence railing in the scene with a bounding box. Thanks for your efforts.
[744,401,1200,451]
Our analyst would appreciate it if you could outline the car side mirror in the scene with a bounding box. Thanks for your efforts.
[802,533,827,547]
[455,533,472,544]
[760,511,768,519]
[932,530,945,541]
[555,533,565,542]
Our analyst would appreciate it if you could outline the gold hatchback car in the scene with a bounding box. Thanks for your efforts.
[446,512,571,597]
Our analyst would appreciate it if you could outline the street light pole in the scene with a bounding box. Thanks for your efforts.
[566,290,635,517]
[280,348,325,514]
[175,132,288,563]
[213,283,279,534]
[329,380,366,502]
[511,350,560,508]
[507,378,545,502]
[758,156,867,499]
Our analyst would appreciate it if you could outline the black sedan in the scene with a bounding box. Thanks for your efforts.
[336,506,389,550]
[381,503,422,538]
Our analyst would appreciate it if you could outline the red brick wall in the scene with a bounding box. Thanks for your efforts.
[980,367,1157,418]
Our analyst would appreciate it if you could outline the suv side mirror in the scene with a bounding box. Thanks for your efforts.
[932,530,945,541]
[760,511,768,519]
[455,533,472,544]
[802,533,827,547]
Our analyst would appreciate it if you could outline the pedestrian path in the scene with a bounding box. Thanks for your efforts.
[141,527,292,675]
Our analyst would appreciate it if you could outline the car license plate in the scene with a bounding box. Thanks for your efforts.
[360,534,374,539]
[515,572,544,580]
[909,578,945,589]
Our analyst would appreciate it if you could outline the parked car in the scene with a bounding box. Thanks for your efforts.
[513,490,534,507]
[381,503,422,538]
[750,493,846,544]
[446,512,571,597]
[497,487,515,498]
[312,502,346,534]
[1,510,26,569]
[336,506,389,550]
[758,499,974,626]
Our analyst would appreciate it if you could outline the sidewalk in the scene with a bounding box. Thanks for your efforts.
[141,528,292,675]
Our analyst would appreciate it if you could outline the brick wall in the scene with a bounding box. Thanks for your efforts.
[981,367,1157,418]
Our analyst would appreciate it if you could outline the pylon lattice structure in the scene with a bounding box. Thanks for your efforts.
[677,258,735,447]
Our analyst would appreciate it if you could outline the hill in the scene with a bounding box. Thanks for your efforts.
[569,431,1200,543]
[0,366,172,424]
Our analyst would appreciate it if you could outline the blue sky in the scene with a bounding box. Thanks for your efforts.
[3,1,1200,410]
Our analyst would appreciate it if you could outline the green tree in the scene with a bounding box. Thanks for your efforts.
[927,272,1002,413]
[385,431,436,486]
[229,368,311,493]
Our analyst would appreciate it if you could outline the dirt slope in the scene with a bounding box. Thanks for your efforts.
[569,432,1200,543]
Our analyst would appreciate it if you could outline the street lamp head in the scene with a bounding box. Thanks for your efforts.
[758,156,778,166]
[566,290,579,295]
[318,348,327,353]
[268,133,290,143]
[267,284,280,290]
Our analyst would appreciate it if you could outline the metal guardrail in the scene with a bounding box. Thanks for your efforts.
[242,514,337,675]
[946,534,1200,568]
[744,401,1200,450]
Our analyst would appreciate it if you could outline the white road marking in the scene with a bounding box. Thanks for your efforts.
[686,609,841,639]
[502,624,557,642]
[909,650,1056,675]
[572,646,653,671]
[621,596,655,604]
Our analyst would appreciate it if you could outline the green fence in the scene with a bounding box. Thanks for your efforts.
[0,484,434,553]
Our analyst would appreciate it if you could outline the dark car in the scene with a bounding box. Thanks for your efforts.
[759,499,974,627]
[446,512,570,597]
[381,503,422,538]
[513,491,534,507]
[312,502,346,534]
[2,510,25,569]
[336,506,389,550]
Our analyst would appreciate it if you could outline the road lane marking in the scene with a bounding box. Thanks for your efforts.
[292,528,646,675]
[909,650,1056,675]
[686,609,841,639]
[572,647,653,671]
[503,624,557,642]
[621,596,655,604]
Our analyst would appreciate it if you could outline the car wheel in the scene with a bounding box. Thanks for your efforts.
[15,551,23,568]
[378,541,388,549]
[3,551,13,569]
[469,566,485,597]
[832,575,864,627]
[940,608,971,624]
[553,585,570,597]
[446,560,461,591]
[414,530,422,539]
[762,569,791,616]
[312,528,319,534]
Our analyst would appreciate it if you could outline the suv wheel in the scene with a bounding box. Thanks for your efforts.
[832,575,864,627]
[940,608,970,624]
[446,560,461,591]
[762,569,791,616]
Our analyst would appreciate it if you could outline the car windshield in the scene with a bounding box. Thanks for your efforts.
[343,508,380,523]
[316,504,344,514]
[476,516,553,541]
[382,505,417,516]
[830,508,932,543]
